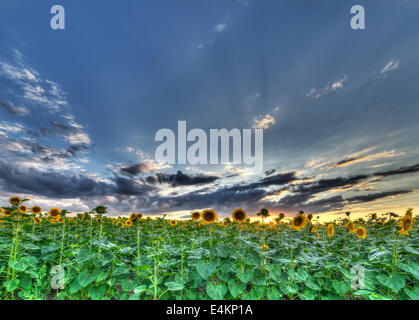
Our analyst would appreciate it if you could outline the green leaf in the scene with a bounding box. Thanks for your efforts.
[267,287,281,300]
[206,281,227,300]
[288,268,309,282]
[404,287,419,300]
[9,259,29,272]
[196,261,217,280]
[236,268,254,284]
[376,274,406,292]
[165,281,185,291]
[134,285,147,294]
[228,279,246,298]
[120,276,139,291]
[332,280,350,295]
[88,284,107,300]
[70,280,81,294]
[397,261,419,280]
[77,268,99,288]
[306,279,321,291]
[4,279,19,292]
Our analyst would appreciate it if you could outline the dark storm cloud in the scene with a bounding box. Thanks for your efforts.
[0,159,155,198]
[374,163,419,177]
[119,163,151,176]
[258,172,299,186]
[291,175,369,195]
[0,159,113,198]
[265,169,276,176]
[145,170,219,187]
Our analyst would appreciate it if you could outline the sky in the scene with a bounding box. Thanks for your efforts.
[1,0,419,221]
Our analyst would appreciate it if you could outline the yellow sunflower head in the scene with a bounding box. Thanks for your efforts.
[49,208,61,218]
[398,215,413,231]
[18,205,28,213]
[344,221,355,232]
[34,217,42,224]
[307,213,313,221]
[191,211,201,221]
[136,213,143,220]
[3,210,13,217]
[326,224,334,238]
[125,220,133,227]
[261,244,269,252]
[95,216,102,223]
[356,226,367,239]
[231,208,247,223]
[30,206,42,215]
[170,219,178,226]
[201,209,218,224]
[9,196,22,206]
[292,214,308,231]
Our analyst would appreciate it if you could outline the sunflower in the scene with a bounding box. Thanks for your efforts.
[326,224,334,238]
[125,220,133,227]
[136,213,143,220]
[30,206,42,215]
[201,209,218,224]
[191,211,201,221]
[75,234,80,238]
[116,221,124,228]
[291,214,308,231]
[310,225,317,233]
[34,217,42,224]
[49,208,61,218]
[307,213,313,221]
[231,208,247,223]
[398,215,413,231]
[223,219,230,226]
[170,219,178,226]
[94,206,107,214]
[57,217,64,223]
[81,211,90,221]
[344,221,356,233]
[355,226,367,239]
[128,212,138,222]
[18,205,28,213]
[95,216,102,223]
[261,244,269,252]
[371,213,377,220]
[3,210,13,217]
[9,196,22,206]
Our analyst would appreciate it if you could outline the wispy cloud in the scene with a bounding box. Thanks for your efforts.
[306,75,348,98]
[214,23,227,33]
[380,59,400,74]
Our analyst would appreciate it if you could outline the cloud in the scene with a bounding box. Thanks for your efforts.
[324,150,400,170]
[374,163,419,177]
[0,100,29,116]
[252,114,276,130]
[307,75,348,98]
[145,170,219,187]
[214,23,227,33]
[119,163,152,176]
[380,59,400,74]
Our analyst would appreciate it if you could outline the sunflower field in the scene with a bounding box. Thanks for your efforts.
[0,197,418,300]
